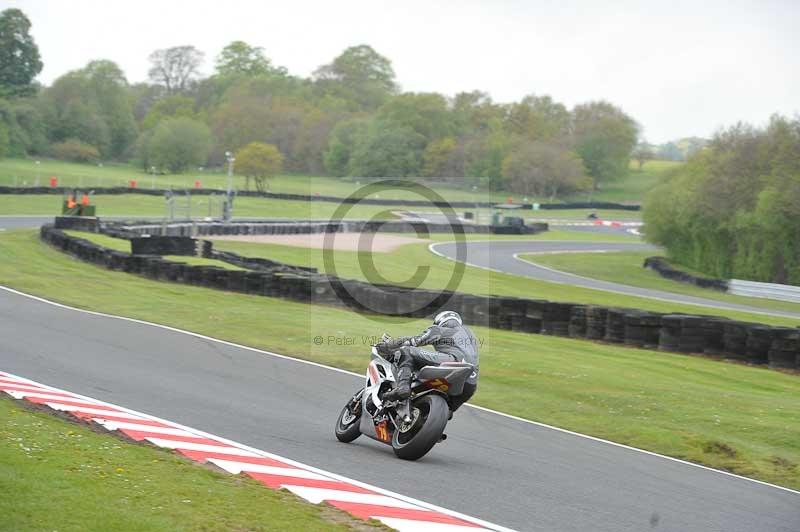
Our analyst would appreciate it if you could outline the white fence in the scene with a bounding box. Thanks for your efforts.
[728,279,800,304]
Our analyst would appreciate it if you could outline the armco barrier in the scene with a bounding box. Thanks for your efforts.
[39,222,799,374]
[728,279,800,304]
[2,185,640,210]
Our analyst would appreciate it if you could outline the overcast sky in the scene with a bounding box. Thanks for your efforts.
[7,0,799,143]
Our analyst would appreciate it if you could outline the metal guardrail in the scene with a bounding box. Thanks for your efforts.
[728,279,800,303]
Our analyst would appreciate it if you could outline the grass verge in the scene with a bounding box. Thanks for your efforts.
[0,395,377,531]
[522,251,800,315]
[0,194,409,220]
[0,157,509,203]
[1,229,799,488]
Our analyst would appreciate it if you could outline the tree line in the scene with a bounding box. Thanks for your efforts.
[0,8,640,197]
[644,115,800,285]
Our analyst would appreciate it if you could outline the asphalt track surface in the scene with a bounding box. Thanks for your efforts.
[431,237,800,319]
[2,289,798,532]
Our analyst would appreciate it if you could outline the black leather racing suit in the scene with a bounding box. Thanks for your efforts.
[387,322,479,411]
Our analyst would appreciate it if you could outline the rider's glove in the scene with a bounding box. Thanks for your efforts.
[381,332,392,343]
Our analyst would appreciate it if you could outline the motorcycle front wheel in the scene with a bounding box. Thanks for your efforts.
[334,390,362,443]
[391,394,448,460]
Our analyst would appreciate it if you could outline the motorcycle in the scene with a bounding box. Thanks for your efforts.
[334,342,475,460]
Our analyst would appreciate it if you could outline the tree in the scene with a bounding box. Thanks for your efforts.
[51,138,100,163]
[422,137,459,177]
[145,118,211,173]
[323,118,368,177]
[313,45,397,110]
[375,92,455,142]
[644,115,800,284]
[501,141,590,200]
[235,141,283,191]
[39,60,136,159]
[505,94,570,141]
[148,46,204,94]
[141,95,198,130]
[632,144,654,170]
[215,41,284,77]
[0,98,46,156]
[348,122,426,177]
[0,9,42,98]
[572,101,638,189]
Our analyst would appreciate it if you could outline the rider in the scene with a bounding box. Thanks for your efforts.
[382,310,479,413]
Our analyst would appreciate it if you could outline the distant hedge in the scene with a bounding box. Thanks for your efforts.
[643,116,800,285]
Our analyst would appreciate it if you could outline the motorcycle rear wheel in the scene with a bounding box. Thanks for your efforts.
[335,391,362,443]
[391,394,448,460]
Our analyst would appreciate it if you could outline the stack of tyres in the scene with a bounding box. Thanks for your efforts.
[542,302,573,336]
[568,305,588,338]
[638,312,663,348]
[604,308,627,343]
[244,271,266,295]
[676,315,708,353]
[622,311,646,347]
[701,318,729,355]
[585,306,609,340]
[722,322,752,360]
[521,300,547,334]
[658,315,685,351]
[745,325,775,365]
[165,262,187,282]
[225,270,248,292]
[468,295,492,327]
[496,298,528,331]
[768,328,800,369]
[309,277,339,306]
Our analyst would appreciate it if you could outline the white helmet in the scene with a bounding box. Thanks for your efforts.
[433,310,462,327]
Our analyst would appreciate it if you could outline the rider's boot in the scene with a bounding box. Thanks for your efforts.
[384,365,413,401]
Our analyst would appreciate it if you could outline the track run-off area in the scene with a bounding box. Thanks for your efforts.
[1,287,798,532]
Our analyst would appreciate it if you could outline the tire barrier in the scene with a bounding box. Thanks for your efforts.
[1,185,640,210]
[39,223,799,374]
[643,256,729,291]
[110,219,548,237]
[54,215,100,233]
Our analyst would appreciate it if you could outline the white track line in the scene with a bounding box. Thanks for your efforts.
[1,285,798,497]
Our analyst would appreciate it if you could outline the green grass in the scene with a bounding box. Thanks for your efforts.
[1,228,798,489]
[565,160,682,204]
[0,396,373,531]
[209,235,799,326]
[0,193,648,227]
[521,250,800,315]
[0,194,417,220]
[0,157,509,203]
[0,157,678,205]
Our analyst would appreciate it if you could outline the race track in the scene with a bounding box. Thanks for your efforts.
[2,288,798,532]
[430,239,800,319]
